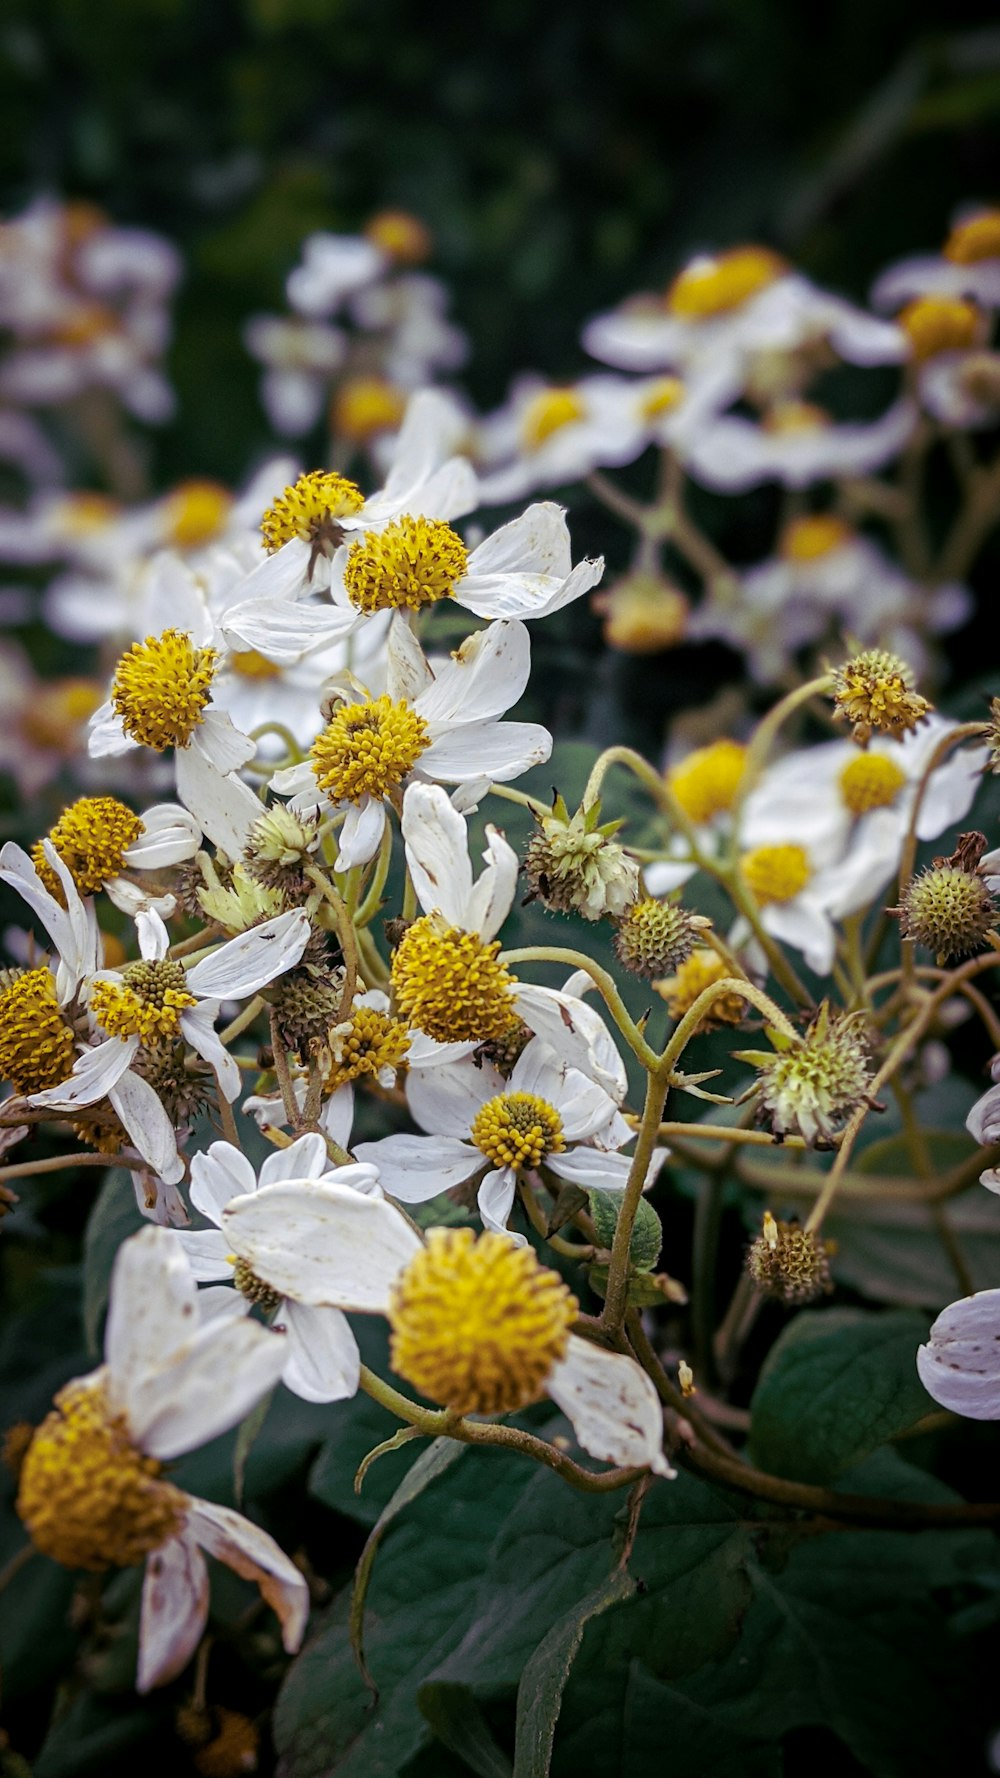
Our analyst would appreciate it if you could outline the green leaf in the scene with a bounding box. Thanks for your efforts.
[825,1187,1000,1308]
[81,1169,145,1358]
[748,1308,933,1484]
[513,1566,635,1778]
[587,1190,661,1270]
[234,1385,276,1506]
[417,1683,513,1778]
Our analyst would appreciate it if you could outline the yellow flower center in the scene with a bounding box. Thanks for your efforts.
[654,948,746,1029]
[342,516,469,614]
[470,1091,565,1170]
[17,1379,185,1572]
[323,1003,411,1090]
[944,211,1000,264]
[310,695,429,804]
[54,492,122,538]
[0,967,77,1094]
[668,740,748,825]
[740,843,811,906]
[391,914,517,1044]
[163,480,233,550]
[780,513,852,562]
[229,648,283,681]
[388,1227,577,1415]
[21,678,103,752]
[666,247,786,320]
[639,376,685,420]
[32,796,145,897]
[231,1255,282,1313]
[365,208,433,264]
[898,295,982,362]
[761,399,830,435]
[260,470,365,555]
[49,301,121,348]
[598,574,689,654]
[520,387,586,451]
[838,752,908,816]
[330,376,407,442]
[831,648,932,742]
[89,960,197,1045]
[111,630,218,751]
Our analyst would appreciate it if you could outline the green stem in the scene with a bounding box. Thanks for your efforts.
[499,943,658,1070]
[600,1068,670,1335]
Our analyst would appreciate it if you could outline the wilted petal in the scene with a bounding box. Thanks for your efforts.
[137,1533,209,1693]
[186,1497,309,1652]
[185,907,311,999]
[109,1069,185,1184]
[547,1334,672,1475]
[402,782,474,925]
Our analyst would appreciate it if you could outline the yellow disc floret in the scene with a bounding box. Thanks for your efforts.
[330,376,407,442]
[780,513,852,563]
[111,630,218,752]
[668,740,748,825]
[388,1227,578,1415]
[33,796,144,897]
[944,211,1000,264]
[897,295,982,362]
[520,387,586,451]
[639,376,685,420]
[323,1003,411,1090]
[470,1091,565,1170]
[89,960,196,1045]
[391,914,517,1044]
[0,967,77,1093]
[830,648,932,743]
[365,209,432,264]
[310,695,429,804]
[666,247,787,320]
[163,480,232,550]
[740,844,811,906]
[838,752,908,816]
[654,948,746,1030]
[260,470,365,554]
[342,516,469,614]
[17,1379,186,1571]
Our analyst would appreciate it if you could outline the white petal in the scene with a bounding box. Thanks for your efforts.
[968,1082,1000,1147]
[222,1179,419,1310]
[109,1069,185,1184]
[179,1002,242,1103]
[466,503,571,579]
[386,611,434,704]
[186,1497,308,1652]
[259,1131,330,1185]
[513,985,627,1101]
[406,1053,498,1136]
[476,1165,517,1234]
[421,720,552,784]
[174,745,261,858]
[132,1316,289,1459]
[415,619,532,725]
[221,595,356,663]
[402,781,474,924]
[336,795,387,869]
[186,907,311,998]
[190,1142,258,1222]
[124,803,202,867]
[194,707,256,774]
[465,822,520,942]
[29,1034,138,1109]
[353,1132,481,1199]
[547,1334,672,1474]
[917,1289,1000,1418]
[104,1226,201,1418]
[137,1534,209,1693]
[406,1030,478,1069]
[280,1300,361,1403]
[173,1229,234,1281]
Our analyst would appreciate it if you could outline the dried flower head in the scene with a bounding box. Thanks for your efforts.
[747,1211,833,1304]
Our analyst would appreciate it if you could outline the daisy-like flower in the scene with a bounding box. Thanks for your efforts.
[174,1134,379,1402]
[684,397,916,494]
[270,615,552,868]
[244,312,346,436]
[582,247,905,379]
[30,794,201,933]
[392,783,628,1097]
[917,1287,1000,1419]
[871,208,1000,314]
[16,1225,308,1692]
[221,1188,671,1474]
[355,1036,661,1235]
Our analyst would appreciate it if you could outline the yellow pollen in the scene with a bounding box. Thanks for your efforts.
[666,247,786,320]
[838,752,908,816]
[780,513,852,562]
[761,399,829,435]
[898,295,982,362]
[654,948,746,1029]
[331,375,407,442]
[342,515,469,614]
[48,301,120,348]
[0,967,77,1094]
[163,480,232,550]
[323,1004,411,1090]
[470,1091,565,1169]
[32,796,144,898]
[310,695,429,804]
[89,960,196,1045]
[741,843,811,906]
[391,914,517,1044]
[520,387,586,451]
[388,1227,577,1415]
[944,211,1000,264]
[17,1379,185,1571]
[21,678,103,752]
[54,492,122,537]
[639,376,685,420]
[260,470,365,555]
[111,629,218,751]
[668,740,748,825]
[230,648,283,681]
[364,209,433,264]
[831,648,932,742]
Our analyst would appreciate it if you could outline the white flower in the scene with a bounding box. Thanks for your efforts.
[175,1134,379,1402]
[17,1225,308,1692]
[348,271,469,386]
[355,1035,661,1235]
[285,232,386,319]
[244,313,346,435]
[271,616,552,868]
[871,207,1000,313]
[917,1288,1000,1418]
[221,1183,672,1475]
[684,398,916,493]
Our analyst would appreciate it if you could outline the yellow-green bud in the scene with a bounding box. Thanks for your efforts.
[524,798,641,922]
[613,897,711,979]
[896,864,997,963]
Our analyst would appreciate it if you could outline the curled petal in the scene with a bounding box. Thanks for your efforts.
[186,1498,309,1652]
[137,1533,209,1693]
[547,1334,673,1475]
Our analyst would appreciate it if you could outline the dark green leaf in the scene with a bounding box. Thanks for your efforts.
[512,1566,634,1778]
[417,1682,513,1778]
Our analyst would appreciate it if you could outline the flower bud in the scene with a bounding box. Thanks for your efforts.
[524,797,640,922]
[613,897,711,979]
[830,648,932,744]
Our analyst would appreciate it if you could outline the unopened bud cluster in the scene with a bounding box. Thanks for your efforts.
[524,796,640,921]
[744,1004,873,1145]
